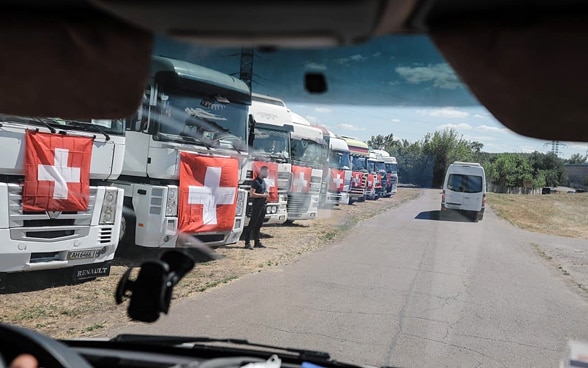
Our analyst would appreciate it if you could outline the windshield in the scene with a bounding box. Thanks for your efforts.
[375,161,386,171]
[385,163,398,173]
[291,138,324,169]
[5,28,588,368]
[252,127,290,161]
[0,115,125,135]
[352,156,367,171]
[154,90,248,148]
[328,150,351,169]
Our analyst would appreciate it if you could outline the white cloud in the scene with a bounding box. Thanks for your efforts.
[427,107,469,118]
[314,107,332,113]
[569,143,588,150]
[463,135,497,142]
[395,63,462,89]
[476,125,508,133]
[437,123,472,131]
[338,123,365,131]
[391,118,401,122]
[474,114,489,119]
[305,115,320,124]
[372,52,381,57]
[349,54,367,62]
[520,146,537,153]
[305,62,327,71]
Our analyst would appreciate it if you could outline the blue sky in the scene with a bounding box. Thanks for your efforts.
[155,35,588,158]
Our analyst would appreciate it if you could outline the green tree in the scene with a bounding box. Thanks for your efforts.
[567,153,587,164]
[367,133,397,152]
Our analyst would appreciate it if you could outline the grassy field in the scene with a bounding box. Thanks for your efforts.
[487,192,588,239]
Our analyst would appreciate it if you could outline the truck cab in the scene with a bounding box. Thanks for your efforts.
[287,113,326,221]
[325,134,352,206]
[114,56,250,249]
[247,94,293,225]
[372,149,397,197]
[0,114,125,281]
[341,136,369,203]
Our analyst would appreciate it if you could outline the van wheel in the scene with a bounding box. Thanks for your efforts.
[477,211,484,221]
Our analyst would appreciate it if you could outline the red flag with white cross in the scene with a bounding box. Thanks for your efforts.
[329,169,345,192]
[290,165,312,193]
[351,171,364,189]
[22,130,92,212]
[253,161,279,203]
[178,152,239,233]
[367,174,375,190]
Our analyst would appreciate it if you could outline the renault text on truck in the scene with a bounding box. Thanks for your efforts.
[314,126,352,206]
[287,112,326,221]
[246,93,292,225]
[441,161,486,221]
[114,56,250,250]
[341,136,369,203]
[0,114,125,282]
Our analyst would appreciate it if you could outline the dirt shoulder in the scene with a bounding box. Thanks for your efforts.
[0,188,422,339]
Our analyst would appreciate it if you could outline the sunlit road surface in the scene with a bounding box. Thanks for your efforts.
[110,189,588,367]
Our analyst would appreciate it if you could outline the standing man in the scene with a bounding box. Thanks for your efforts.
[243,166,269,249]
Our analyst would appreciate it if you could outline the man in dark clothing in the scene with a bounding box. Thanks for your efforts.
[243,166,269,249]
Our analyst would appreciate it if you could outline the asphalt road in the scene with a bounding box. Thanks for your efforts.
[109,189,588,367]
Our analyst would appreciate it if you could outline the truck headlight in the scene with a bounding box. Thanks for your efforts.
[236,190,245,216]
[266,206,272,214]
[271,206,277,214]
[165,186,178,216]
[99,188,118,225]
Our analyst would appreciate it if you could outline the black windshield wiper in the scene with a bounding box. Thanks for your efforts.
[33,118,57,133]
[111,334,331,360]
[64,120,110,141]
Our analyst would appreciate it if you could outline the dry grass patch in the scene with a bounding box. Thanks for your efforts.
[0,189,422,339]
[487,192,588,239]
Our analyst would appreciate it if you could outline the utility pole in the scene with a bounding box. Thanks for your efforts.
[239,48,254,94]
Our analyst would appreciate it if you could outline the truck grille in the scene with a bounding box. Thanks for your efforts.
[287,193,311,215]
[8,184,97,241]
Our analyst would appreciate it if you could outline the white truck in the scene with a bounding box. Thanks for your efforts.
[0,114,124,283]
[317,128,352,206]
[287,112,326,221]
[114,56,249,250]
[246,94,293,225]
[372,149,398,197]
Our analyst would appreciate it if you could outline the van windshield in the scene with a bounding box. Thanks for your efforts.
[447,174,483,193]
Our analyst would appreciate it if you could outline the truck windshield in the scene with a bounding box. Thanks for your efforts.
[367,161,376,173]
[0,115,125,136]
[291,138,324,169]
[155,91,248,149]
[329,150,351,170]
[386,163,398,173]
[447,174,483,193]
[375,162,386,171]
[252,127,290,162]
[352,156,367,171]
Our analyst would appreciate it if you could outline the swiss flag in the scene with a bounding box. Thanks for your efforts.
[351,171,364,189]
[22,131,92,212]
[291,165,312,193]
[253,161,279,203]
[329,169,345,192]
[376,173,383,189]
[178,152,239,233]
[386,173,392,189]
[367,174,375,190]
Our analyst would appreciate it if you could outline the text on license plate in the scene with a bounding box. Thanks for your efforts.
[67,249,99,260]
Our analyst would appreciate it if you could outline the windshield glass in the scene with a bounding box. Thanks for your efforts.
[291,138,324,169]
[352,156,367,171]
[329,150,351,169]
[375,161,386,171]
[252,127,290,161]
[447,174,483,193]
[5,28,588,368]
[155,91,248,148]
[385,163,398,173]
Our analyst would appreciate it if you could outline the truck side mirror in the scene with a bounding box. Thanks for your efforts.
[248,115,256,148]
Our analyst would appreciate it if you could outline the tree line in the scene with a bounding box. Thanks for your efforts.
[367,129,572,189]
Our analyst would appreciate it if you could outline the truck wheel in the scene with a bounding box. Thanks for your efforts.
[116,200,136,257]
[284,219,295,226]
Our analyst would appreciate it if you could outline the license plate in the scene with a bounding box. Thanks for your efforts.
[67,249,99,260]
[72,262,111,281]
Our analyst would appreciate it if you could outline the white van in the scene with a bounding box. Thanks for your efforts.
[441,162,486,221]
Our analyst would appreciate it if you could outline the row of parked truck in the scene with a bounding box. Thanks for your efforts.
[0,56,398,284]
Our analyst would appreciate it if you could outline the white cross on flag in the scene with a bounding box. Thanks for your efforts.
[329,169,345,192]
[178,152,239,233]
[23,131,92,212]
[291,165,312,193]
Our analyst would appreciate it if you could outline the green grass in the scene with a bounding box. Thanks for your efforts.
[487,193,588,239]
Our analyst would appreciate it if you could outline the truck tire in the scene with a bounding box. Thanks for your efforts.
[116,199,136,257]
